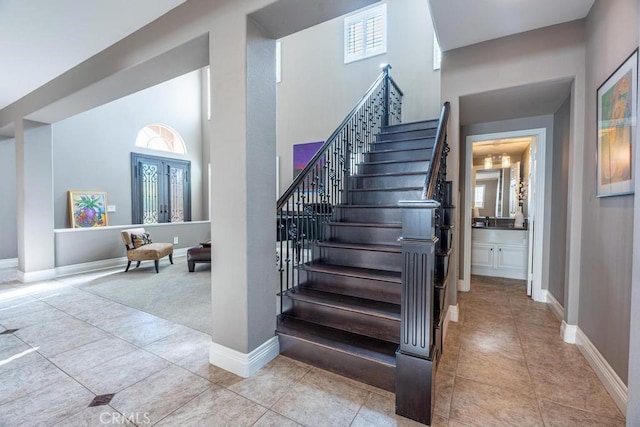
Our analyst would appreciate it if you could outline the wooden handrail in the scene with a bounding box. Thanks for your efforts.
[423,102,450,199]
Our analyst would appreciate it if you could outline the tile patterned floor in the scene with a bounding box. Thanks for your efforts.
[0,269,626,426]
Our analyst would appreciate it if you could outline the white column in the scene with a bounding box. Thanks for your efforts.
[15,119,55,282]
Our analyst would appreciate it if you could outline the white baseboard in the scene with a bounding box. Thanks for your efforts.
[575,327,627,415]
[457,279,468,292]
[545,291,564,321]
[0,258,18,269]
[449,304,459,322]
[54,248,188,278]
[561,321,577,344]
[209,336,279,378]
[18,268,56,283]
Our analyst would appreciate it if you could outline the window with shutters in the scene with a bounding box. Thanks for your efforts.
[344,4,387,64]
[131,153,191,224]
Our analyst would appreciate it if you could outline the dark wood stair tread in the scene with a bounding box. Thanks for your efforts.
[301,263,401,283]
[363,158,430,166]
[287,288,401,320]
[276,317,398,366]
[328,221,401,229]
[317,242,401,252]
[350,186,422,193]
[352,171,428,178]
[369,146,433,154]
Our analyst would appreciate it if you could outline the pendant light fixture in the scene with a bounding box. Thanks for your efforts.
[501,153,511,168]
[484,155,492,169]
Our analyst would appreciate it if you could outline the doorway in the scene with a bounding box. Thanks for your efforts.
[463,128,547,301]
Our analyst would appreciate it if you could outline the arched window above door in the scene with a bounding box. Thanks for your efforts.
[135,124,186,154]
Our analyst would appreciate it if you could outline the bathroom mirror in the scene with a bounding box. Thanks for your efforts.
[473,162,523,218]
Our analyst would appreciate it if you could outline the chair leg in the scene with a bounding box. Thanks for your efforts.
[169,253,174,265]
[188,261,195,272]
[154,260,159,273]
[125,261,131,272]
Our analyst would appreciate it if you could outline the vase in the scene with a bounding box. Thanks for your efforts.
[514,207,525,228]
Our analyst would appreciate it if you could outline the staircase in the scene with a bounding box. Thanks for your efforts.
[277,120,438,391]
[275,66,451,424]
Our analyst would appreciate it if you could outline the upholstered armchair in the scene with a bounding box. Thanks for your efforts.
[120,228,173,273]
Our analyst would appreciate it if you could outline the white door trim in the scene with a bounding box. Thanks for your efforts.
[463,128,546,301]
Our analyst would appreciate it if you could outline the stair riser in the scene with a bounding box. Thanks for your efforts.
[286,301,400,343]
[328,225,401,246]
[372,138,434,152]
[351,189,423,205]
[300,270,401,304]
[365,148,432,163]
[335,206,402,223]
[383,120,438,133]
[360,161,428,174]
[351,173,426,189]
[278,332,396,391]
[377,128,436,142]
[318,246,402,272]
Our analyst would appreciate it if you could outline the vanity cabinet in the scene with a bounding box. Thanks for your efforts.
[471,228,528,279]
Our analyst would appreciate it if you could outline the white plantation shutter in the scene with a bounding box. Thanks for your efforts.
[344,4,387,63]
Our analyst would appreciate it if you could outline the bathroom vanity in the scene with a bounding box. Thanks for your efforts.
[471,225,528,280]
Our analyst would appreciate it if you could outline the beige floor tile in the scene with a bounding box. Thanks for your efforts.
[271,368,369,427]
[143,327,210,363]
[110,364,212,425]
[449,377,543,427]
[433,372,455,418]
[351,391,427,427]
[0,305,71,329]
[538,399,625,426]
[48,336,139,377]
[154,387,267,427]
[0,376,94,427]
[437,346,460,376]
[52,405,136,427]
[520,334,585,369]
[74,348,170,395]
[253,410,302,427]
[228,355,312,407]
[460,328,524,360]
[527,360,623,419]
[14,317,110,357]
[0,334,44,374]
[0,357,69,405]
[92,310,184,346]
[512,305,560,328]
[456,347,533,393]
[515,319,561,342]
[182,358,244,387]
[463,313,518,337]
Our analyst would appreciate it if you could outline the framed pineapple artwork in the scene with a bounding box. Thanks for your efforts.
[68,191,109,228]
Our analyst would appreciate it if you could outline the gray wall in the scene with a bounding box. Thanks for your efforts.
[579,0,638,385]
[276,0,441,194]
[0,139,17,260]
[52,70,204,228]
[549,96,571,307]
[54,221,210,267]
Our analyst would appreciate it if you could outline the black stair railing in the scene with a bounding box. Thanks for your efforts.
[276,65,403,314]
[424,101,451,201]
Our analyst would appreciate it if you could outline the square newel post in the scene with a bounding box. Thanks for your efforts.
[395,199,439,425]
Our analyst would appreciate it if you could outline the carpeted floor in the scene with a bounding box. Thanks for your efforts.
[73,260,212,334]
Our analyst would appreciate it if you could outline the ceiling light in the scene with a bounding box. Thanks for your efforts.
[484,155,492,169]
[501,153,510,168]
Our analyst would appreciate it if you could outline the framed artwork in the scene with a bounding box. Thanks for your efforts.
[68,191,108,228]
[293,141,324,178]
[597,48,638,197]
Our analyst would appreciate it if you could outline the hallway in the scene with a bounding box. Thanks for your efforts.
[434,276,625,425]
[0,269,626,426]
